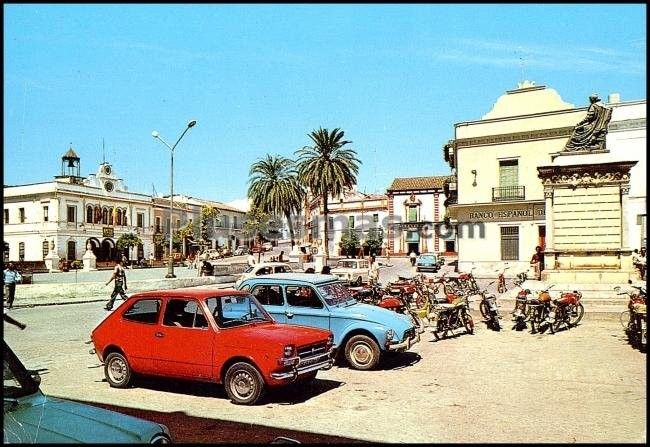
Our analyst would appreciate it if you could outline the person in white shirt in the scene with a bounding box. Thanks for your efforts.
[368,255,380,285]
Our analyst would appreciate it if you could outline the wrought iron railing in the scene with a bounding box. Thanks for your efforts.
[492,186,525,202]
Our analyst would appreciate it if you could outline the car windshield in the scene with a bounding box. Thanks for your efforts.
[207,294,273,328]
[336,260,358,269]
[3,341,39,398]
[243,266,254,273]
[317,282,356,306]
[419,255,436,261]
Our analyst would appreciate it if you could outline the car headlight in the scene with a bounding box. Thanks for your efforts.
[385,329,395,341]
[278,345,299,366]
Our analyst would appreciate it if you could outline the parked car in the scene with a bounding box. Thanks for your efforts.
[235,262,293,287]
[3,340,172,443]
[90,289,334,405]
[233,245,248,256]
[415,253,440,273]
[330,259,370,285]
[262,242,273,252]
[237,273,420,371]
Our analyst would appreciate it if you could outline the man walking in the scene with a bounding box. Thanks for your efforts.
[105,260,128,311]
[3,263,21,309]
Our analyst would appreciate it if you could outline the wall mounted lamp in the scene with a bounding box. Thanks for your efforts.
[471,169,477,187]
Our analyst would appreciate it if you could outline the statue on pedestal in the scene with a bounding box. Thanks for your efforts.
[564,94,612,152]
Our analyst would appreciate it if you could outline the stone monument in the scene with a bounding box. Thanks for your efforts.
[82,241,97,271]
[44,240,60,273]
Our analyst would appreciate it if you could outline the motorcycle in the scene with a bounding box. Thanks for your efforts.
[348,283,425,333]
[496,264,510,294]
[477,281,500,331]
[511,272,532,331]
[526,285,555,334]
[616,284,647,351]
[545,289,584,333]
[430,294,474,340]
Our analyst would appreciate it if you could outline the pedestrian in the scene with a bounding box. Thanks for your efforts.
[530,246,544,280]
[278,250,285,262]
[104,260,128,311]
[321,265,331,274]
[386,247,391,266]
[187,253,195,269]
[121,253,129,269]
[200,260,214,277]
[3,263,22,309]
[148,252,154,267]
[633,248,646,280]
[304,267,315,273]
[247,252,256,267]
[409,251,417,267]
[368,255,380,285]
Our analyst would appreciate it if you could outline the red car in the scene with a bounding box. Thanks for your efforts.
[90,288,334,405]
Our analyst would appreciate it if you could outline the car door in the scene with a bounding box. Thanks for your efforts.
[283,285,330,330]
[118,298,163,372]
[249,284,287,323]
[152,297,214,379]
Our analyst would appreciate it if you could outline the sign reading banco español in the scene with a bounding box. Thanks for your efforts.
[455,202,545,223]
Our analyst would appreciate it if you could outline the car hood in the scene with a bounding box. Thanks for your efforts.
[330,302,413,331]
[4,393,165,443]
[227,323,331,347]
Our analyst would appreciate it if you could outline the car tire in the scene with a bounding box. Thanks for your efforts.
[104,352,133,389]
[344,335,380,370]
[355,276,362,286]
[224,362,265,405]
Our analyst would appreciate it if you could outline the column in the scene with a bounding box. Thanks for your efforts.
[620,184,630,250]
[543,187,554,271]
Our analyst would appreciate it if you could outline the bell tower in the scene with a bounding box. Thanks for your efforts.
[56,146,84,183]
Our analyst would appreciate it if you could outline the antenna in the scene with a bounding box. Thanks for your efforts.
[152,183,158,197]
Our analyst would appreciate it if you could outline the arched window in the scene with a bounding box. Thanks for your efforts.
[94,206,101,223]
[86,206,94,223]
[102,208,109,225]
[116,209,122,226]
[122,209,128,226]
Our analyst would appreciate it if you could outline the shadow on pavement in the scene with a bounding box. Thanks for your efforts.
[61,398,370,443]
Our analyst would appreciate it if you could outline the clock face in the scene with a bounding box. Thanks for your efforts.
[104,181,114,192]
[103,165,112,175]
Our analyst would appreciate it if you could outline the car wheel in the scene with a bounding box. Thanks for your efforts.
[104,352,133,388]
[344,335,380,370]
[224,362,265,405]
[355,276,362,286]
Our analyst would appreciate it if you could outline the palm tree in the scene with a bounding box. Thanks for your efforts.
[295,127,361,260]
[248,154,305,248]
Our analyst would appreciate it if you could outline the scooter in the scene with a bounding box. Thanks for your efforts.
[616,284,647,351]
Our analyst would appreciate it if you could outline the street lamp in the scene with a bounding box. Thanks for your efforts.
[152,119,197,278]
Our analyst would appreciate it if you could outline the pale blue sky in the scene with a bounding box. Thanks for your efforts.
[4,4,646,209]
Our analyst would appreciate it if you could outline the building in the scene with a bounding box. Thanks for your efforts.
[444,81,646,282]
[3,150,155,264]
[4,149,248,266]
[386,176,455,256]
[304,188,388,257]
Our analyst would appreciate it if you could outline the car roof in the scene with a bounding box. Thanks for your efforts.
[418,253,437,256]
[129,288,247,300]
[253,262,291,267]
[241,273,339,285]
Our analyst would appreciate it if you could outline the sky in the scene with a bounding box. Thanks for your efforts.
[4,4,646,211]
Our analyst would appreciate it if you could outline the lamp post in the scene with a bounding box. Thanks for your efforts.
[152,119,197,278]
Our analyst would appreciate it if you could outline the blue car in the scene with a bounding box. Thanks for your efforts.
[237,273,420,370]
[415,253,440,272]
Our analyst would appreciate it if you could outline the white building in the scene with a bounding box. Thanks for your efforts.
[445,81,646,281]
[3,149,155,264]
[304,188,388,257]
[386,176,454,256]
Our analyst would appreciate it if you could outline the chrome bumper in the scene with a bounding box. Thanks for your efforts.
[270,349,334,380]
[387,331,420,352]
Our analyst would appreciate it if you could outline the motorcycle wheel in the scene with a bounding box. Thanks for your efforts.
[491,313,501,331]
[462,311,474,334]
[551,309,565,333]
[639,318,646,352]
[479,301,489,319]
[433,316,448,340]
[619,310,631,330]
[547,308,557,334]
[568,303,585,326]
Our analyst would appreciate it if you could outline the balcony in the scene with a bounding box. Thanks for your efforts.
[492,186,525,202]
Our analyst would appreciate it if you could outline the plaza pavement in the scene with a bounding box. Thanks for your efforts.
[6,253,632,321]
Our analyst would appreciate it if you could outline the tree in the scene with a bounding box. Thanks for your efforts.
[199,205,220,246]
[340,229,360,258]
[248,154,305,248]
[362,228,384,257]
[116,233,143,260]
[242,205,275,262]
[295,128,361,260]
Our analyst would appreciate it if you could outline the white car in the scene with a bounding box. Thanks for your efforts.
[331,259,370,285]
[262,242,273,251]
[234,262,293,286]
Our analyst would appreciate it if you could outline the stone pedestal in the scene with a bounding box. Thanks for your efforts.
[45,252,61,273]
[82,248,97,271]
